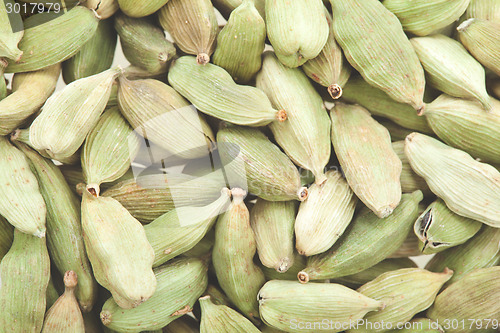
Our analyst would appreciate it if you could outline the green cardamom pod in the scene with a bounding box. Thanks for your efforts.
[217,124,307,201]
[256,51,331,184]
[330,0,425,112]
[295,170,357,256]
[465,0,500,21]
[0,0,23,62]
[63,18,117,83]
[159,0,218,65]
[81,189,156,309]
[0,214,14,261]
[299,190,423,282]
[258,280,383,333]
[42,271,85,333]
[411,34,491,110]
[392,140,432,196]
[182,227,215,258]
[0,136,46,237]
[117,0,169,18]
[100,257,208,332]
[213,0,265,20]
[145,188,230,267]
[331,103,402,218]
[212,188,265,324]
[114,12,176,76]
[0,63,60,136]
[404,132,500,227]
[85,0,118,19]
[168,56,285,126]
[6,6,100,73]
[261,251,307,281]
[164,315,200,333]
[0,229,50,331]
[379,118,421,142]
[212,0,266,83]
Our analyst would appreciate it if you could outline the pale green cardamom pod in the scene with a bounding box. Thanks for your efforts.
[331,103,402,218]
[261,252,307,281]
[0,229,50,331]
[169,56,285,126]
[392,140,432,196]
[0,137,46,237]
[164,315,200,333]
[465,0,500,21]
[29,66,121,160]
[212,188,266,324]
[100,257,208,332]
[423,94,500,164]
[199,295,261,333]
[411,34,491,110]
[414,199,482,254]
[427,266,500,332]
[302,10,351,99]
[386,318,444,333]
[63,19,117,83]
[217,124,307,201]
[266,0,329,68]
[330,0,426,112]
[256,51,331,184]
[181,227,215,258]
[6,6,100,73]
[14,141,98,312]
[382,0,470,36]
[117,0,170,17]
[458,18,500,77]
[0,215,14,261]
[425,225,500,286]
[379,118,420,142]
[388,228,424,258]
[81,189,156,309]
[117,76,215,159]
[85,0,119,19]
[0,0,23,62]
[159,0,218,64]
[251,199,297,272]
[114,13,176,75]
[145,188,230,267]
[213,0,265,20]
[347,268,453,333]
[404,132,500,227]
[60,164,133,195]
[0,63,60,136]
[258,280,383,333]
[298,190,423,282]
[295,170,357,256]
[41,271,85,333]
[82,107,140,197]
[212,0,266,83]
[341,76,433,134]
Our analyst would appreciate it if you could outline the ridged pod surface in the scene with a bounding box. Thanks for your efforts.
[404,133,500,227]
[199,296,261,333]
[331,103,402,218]
[256,51,331,184]
[213,0,265,19]
[260,252,307,281]
[295,170,357,256]
[266,0,329,68]
[117,0,170,17]
[329,0,425,112]
[0,229,50,331]
[411,34,491,110]
[0,0,23,62]
[465,0,500,21]
[392,141,432,196]
[84,0,119,19]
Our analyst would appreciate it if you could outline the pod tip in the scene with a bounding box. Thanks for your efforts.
[297,271,309,284]
[328,84,343,99]
[277,109,287,122]
[100,311,112,326]
[63,270,78,289]
[196,53,210,65]
[298,187,308,201]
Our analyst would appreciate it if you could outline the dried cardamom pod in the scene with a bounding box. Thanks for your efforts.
[258,280,383,333]
[260,251,307,281]
[212,0,266,83]
[404,132,500,227]
[117,0,169,17]
[100,257,208,332]
[330,0,425,112]
[42,271,85,333]
[6,6,99,73]
[331,103,402,218]
[392,140,432,196]
[63,19,117,83]
[159,0,218,65]
[382,0,470,36]
[29,67,121,161]
[256,51,331,184]
[217,124,307,201]
[0,137,46,237]
[0,215,13,261]
[212,188,265,324]
[348,268,453,333]
[379,119,419,142]
[181,227,215,258]
[0,229,50,331]
[213,0,265,19]
[0,0,23,62]
[388,231,422,258]
[411,34,491,110]
[298,191,423,282]
[295,170,357,256]
[114,13,176,76]
[251,199,297,273]
[81,189,156,309]
[465,0,500,21]
[0,63,60,136]
[85,0,119,19]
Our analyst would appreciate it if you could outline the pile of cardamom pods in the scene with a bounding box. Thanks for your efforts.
[1,0,500,332]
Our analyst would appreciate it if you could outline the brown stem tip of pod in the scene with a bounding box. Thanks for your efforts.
[63,270,78,289]
[327,84,343,99]
[158,52,168,63]
[298,187,308,201]
[416,104,426,116]
[297,271,309,284]
[86,184,100,198]
[171,305,192,316]
[9,129,21,141]
[230,188,247,203]
[196,53,210,65]
[75,183,85,197]
[276,109,287,122]
[100,311,112,326]
[276,257,291,273]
